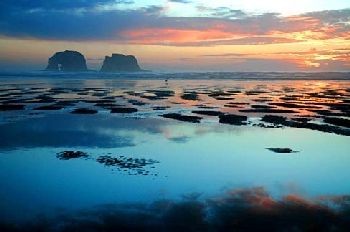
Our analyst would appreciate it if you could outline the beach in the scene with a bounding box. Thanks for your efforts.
[0,73,349,230]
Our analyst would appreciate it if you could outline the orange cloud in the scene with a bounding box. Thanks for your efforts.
[119,13,349,47]
[121,28,242,44]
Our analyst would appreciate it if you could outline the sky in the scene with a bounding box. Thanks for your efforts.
[0,0,349,72]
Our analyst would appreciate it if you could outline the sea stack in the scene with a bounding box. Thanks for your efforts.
[45,50,87,71]
[100,54,141,72]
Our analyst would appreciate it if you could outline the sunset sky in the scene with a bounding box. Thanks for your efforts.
[0,0,349,72]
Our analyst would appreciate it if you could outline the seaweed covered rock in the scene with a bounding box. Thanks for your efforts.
[45,50,87,71]
[100,53,141,72]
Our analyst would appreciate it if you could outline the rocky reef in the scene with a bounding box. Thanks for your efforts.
[45,50,87,71]
[100,53,141,72]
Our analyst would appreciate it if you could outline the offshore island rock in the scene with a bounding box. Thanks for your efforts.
[100,53,142,72]
[45,50,88,71]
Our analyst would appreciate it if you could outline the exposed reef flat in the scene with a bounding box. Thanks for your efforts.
[1,80,349,136]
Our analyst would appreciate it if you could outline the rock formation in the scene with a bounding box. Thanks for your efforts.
[100,54,141,72]
[45,50,87,71]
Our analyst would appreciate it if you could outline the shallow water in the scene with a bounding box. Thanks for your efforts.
[0,76,349,229]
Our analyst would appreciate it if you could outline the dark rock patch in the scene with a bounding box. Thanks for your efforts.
[97,155,159,175]
[239,108,297,113]
[0,93,23,98]
[0,104,25,111]
[252,122,282,128]
[224,102,249,108]
[57,151,89,160]
[308,109,348,117]
[0,88,18,92]
[291,117,312,123]
[196,105,216,109]
[252,98,272,103]
[324,117,350,128]
[34,105,64,110]
[71,108,98,114]
[245,90,268,95]
[279,96,299,101]
[325,103,350,112]
[227,102,250,105]
[208,91,232,97]
[3,98,30,104]
[192,110,224,116]
[102,96,116,100]
[56,100,78,106]
[261,115,287,124]
[181,92,199,101]
[294,122,350,136]
[84,99,115,104]
[269,102,321,109]
[25,95,56,104]
[226,90,241,94]
[95,103,123,108]
[224,104,244,108]
[128,99,146,106]
[219,114,248,125]
[110,107,138,113]
[48,88,69,94]
[213,96,235,100]
[251,105,275,109]
[261,115,350,136]
[153,106,169,110]
[91,92,108,97]
[266,148,299,153]
[162,113,202,123]
[76,92,89,96]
